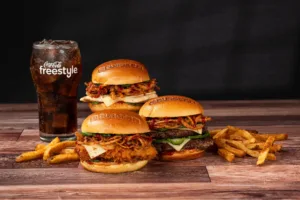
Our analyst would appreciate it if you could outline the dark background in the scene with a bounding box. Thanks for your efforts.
[8,1,300,103]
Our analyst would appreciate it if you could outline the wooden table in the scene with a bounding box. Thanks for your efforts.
[0,100,299,199]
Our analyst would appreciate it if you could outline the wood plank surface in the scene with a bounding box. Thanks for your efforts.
[0,129,22,141]
[0,100,299,199]
[0,163,209,185]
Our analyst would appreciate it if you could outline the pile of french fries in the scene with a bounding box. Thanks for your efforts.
[210,126,288,165]
[15,137,79,164]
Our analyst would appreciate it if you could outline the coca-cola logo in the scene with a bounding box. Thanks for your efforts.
[39,61,78,78]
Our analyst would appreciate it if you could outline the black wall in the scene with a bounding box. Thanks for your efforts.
[7,1,300,103]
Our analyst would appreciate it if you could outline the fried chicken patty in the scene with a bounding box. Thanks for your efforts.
[75,133,157,163]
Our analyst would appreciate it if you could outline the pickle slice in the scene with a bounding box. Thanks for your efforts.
[167,138,185,145]
[81,132,94,136]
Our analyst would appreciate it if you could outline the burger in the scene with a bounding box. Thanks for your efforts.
[139,95,213,161]
[80,59,159,112]
[75,110,157,173]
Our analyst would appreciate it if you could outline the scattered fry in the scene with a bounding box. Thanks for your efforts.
[60,148,76,154]
[48,153,79,164]
[246,143,258,150]
[251,133,288,141]
[225,139,259,157]
[218,149,235,162]
[227,125,239,133]
[209,129,222,136]
[15,137,60,162]
[15,137,78,164]
[35,144,46,151]
[237,130,256,141]
[215,139,245,157]
[266,153,276,161]
[242,138,256,145]
[48,137,61,146]
[256,149,269,165]
[15,149,45,162]
[229,134,244,141]
[257,136,275,166]
[43,141,76,161]
[210,125,287,166]
[213,128,228,139]
[246,143,282,153]
[272,144,282,152]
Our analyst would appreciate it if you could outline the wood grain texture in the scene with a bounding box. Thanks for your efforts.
[0,183,299,200]
[0,100,299,199]
[0,162,209,185]
[207,165,300,183]
[0,129,22,141]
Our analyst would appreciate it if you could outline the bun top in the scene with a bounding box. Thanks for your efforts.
[81,110,150,134]
[92,59,150,85]
[139,95,203,117]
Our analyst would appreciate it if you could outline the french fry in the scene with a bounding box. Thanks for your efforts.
[246,129,258,134]
[43,141,76,160]
[224,139,259,157]
[213,128,228,139]
[266,153,276,161]
[253,143,264,149]
[251,133,288,141]
[227,125,239,132]
[209,129,222,136]
[60,148,76,154]
[224,145,245,157]
[214,139,225,148]
[252,143,280,153]
[237,130,256,141]
[229,134,244,141]
[15,137,60,162]
[272,144,282,152]
[15,149,45,162]
[257,150,269,165]
[242,138,256,145]
[212,125,287,165]
[257,136,275,165]
[218,148,235,162]
[246,143,258,150]
[48,137,61,146]
[48,153,79,164]
[215,139,245,157]
[35,144,46,151]
[246,143,282,153]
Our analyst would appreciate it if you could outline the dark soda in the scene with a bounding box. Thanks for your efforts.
[30,40,82,142]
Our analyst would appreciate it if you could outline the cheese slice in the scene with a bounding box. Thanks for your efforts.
[83,144,107,159]
[166,138,191,151]
[80,91,157,107]
[179,128,202,135]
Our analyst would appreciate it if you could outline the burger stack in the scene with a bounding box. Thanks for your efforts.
[77,59,213,173]
[80,59,159,112]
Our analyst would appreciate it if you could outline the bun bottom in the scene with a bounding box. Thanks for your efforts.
[88,102,141,112]
[80,160,148,173]
[158,149,205,161]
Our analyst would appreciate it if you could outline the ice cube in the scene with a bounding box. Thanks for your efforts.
[52,113,68,128]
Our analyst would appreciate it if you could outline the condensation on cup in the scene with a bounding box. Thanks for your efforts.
[30,39,82,142]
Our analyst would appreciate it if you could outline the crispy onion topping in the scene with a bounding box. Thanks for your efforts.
[85,79,159,99]
[147,114,211,130]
